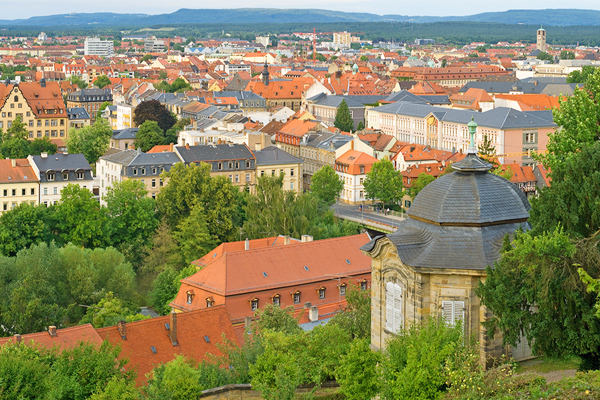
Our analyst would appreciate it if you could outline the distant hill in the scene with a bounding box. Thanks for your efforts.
[0,8,599,27]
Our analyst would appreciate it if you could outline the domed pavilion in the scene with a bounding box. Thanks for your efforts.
[361,119,531,362]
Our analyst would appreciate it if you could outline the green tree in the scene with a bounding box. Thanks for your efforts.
[173,203,216,265]
[158,70,168,80]
[477,229,600,369]
[140,219,185,277]
[67,120,112,164]
[54,184,107,247]
[560,49,576,60]
[165,117,190,145]
[149,265,196,316]
[30,137,58,155]
[0,343,54,399]
[144,355,204,400]
[336,338,381,400]
[141,54,152,62]
[157,162,240,242]
[94,75,111,88]
[95,101,111,121]
[104,179,158,266]
[254,304,302,335]
[356,120,365,130]
[475,45,487,52]
[329,284,371,340]
[567,65,597,83]
[70,74,88,89]
[310,165,343,206]
[79,292,147,328]
[133,99,176,133]
[334,99,355,132]
[363,158,404,206]
[409,172,436,199]
[134,120,164,152]
[0,115,31,158]
[537,51,554,61]
[478,132,499,168]
[0,203,55,256]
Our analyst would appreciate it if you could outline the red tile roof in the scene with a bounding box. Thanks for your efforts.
[335,150,378,175]
[0,324,103,349]
[97,306,238,384]
[0,159,38,184]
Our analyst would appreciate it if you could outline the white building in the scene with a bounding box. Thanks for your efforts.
[335,148,378,205]
[28,153,94,206]
[333,32,351,49]
[84,37,114,57]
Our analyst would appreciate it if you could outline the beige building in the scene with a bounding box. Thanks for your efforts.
[0,159,39,214]
[254,146,303,193]
[0,81,68,148]
[97,149,180,204]
[361,126,533,363]
[333,31,351,49]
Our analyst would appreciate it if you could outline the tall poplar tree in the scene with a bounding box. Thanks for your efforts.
[334,100,354,132]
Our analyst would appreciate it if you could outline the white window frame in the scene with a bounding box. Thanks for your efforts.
[385,281,403,333]
[441,300,465,327]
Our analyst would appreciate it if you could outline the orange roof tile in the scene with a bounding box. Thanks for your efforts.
[335,150,379,175]
[0,324,103,350]
[0,159,37,184]
[97,306,238,385]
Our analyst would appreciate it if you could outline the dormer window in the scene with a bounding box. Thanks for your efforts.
[360,280,368,291]
[318,287,326,299]
[47,173,55,181]
[339,283,347,296]
[251,298,259,311]
[186,290,194,304]
[206,297,215,308]
[272,294,280,306]
[62,172,68,180]
[76,171,84,180]
[293,291,301,304]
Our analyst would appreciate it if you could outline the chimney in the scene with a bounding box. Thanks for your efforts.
[15,334,22,343]
[284,235,291,245]
[11,159,16,168]
[117,321,127,340]
[309,306,319,322]
[350,140,354,150]
[245,238,250,250]
[48,326,57,337]
[169,143,174,152]
[301,235,313,242]
[169,311,178,346]
[185,143,190,149]
[244,316,252,330]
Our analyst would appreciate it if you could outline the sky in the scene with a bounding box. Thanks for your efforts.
[3,1,600,20]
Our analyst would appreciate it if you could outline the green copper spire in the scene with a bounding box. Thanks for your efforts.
[467,117,477,153]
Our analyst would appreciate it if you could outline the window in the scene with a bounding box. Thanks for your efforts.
[218,162,222,170]
[318,287,326,299]
[10,103,14,108]
[235,174,239,183]
[293,292,301,304]
[37,120,41,127]
[47,173,55,181]
[43,187,48,195]
[290,182,294,190]
[152,167,157,174]
[360,178,364,184]
[251,299,259,311]
[76,171,84,180]
[141,168,145,175]
[360,166,365,174]
[441,300,465,327]
[339,283,347,296]
[133,169,137,175]
[21,189,25,196]
[360,280,368,291]
[273,295,280,306]
[63,172,68,180]
[385,282,403,333]
[206,298,214,308]
[160,179,163,187]
[53,187,57,195]
[30,188,35,195]
[26,111,30,117]
[228,175,233,182]
[290,168,294,176]
[186,291,194,304]
[152,179,156,187]
[246,173,250,182]
[29,120,33,127]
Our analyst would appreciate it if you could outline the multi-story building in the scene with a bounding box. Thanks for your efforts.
[144,38,165,53]
[170,234,371,339]
[67,107,91,129]
[335,147,378,205]
[174,144,257,192]
[84,37,114,57]
[116,103,134,130]
[0,81,68,148]
[110,128,138,150]
[0,159,39,214]
[333,31,351,49]
[28,153,93,206]
[66,89,113,123]
[299,132,352,190]
[97,149,180,204]
[366,102,556,166]
[254,146,303,193]
[305,94,379,129]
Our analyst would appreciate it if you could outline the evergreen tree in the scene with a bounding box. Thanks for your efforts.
[334,100,354,132]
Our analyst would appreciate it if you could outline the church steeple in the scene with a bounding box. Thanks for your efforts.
[262,60,270,86]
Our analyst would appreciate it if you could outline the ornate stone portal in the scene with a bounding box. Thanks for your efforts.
[361,119,531,362]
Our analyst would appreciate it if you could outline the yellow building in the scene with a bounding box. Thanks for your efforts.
[0,159,39,214]
[0,81,68,148]
[254,146,303,193]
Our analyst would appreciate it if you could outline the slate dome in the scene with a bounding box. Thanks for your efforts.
[408,156,530,226]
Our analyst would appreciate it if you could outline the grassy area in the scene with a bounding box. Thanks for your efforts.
[517,355,581,374]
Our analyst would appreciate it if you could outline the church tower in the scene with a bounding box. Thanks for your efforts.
[261,61,269,86]
[537,27,546,52]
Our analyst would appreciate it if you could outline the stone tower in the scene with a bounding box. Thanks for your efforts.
[537,27,546,52]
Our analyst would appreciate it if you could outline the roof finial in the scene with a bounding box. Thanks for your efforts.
[467,117,477,154]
